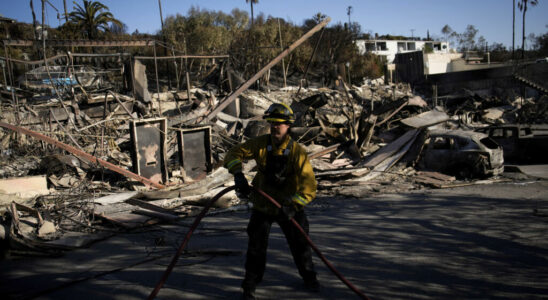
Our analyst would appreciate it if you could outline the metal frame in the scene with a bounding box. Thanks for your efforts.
[129,118,169,184]
[175,125,212,180]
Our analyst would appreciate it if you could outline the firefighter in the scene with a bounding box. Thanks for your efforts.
[224,103,319,299]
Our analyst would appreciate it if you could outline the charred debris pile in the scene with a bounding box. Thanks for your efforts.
[1,39,547,254]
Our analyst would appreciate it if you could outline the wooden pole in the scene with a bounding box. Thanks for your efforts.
[512,0,515,59]
[278,18,287,88]
[3,45,16,111]
[185,71,191,102]
[30,0,38,40]
[172,46,180,91]
[153,41,162,115]
[130,56,136,99]
[158,0,171,89]
[63,0,68,23]
[433,84,438,108]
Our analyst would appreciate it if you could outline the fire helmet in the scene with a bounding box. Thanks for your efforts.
[263,103,295,124]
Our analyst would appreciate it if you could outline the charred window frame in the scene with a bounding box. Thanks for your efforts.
[407,42,416,50]
[480,137,500,150]
[377,42,387,51]
[397,42,406,52]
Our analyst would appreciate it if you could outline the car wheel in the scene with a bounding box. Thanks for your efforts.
[458,166,473,180]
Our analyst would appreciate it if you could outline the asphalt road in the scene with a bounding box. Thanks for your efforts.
[1,179,548,299]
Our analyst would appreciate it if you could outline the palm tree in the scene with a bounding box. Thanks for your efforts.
[441,24,453,44]
[245,0,258,28]
[512,0,515,59]
[517,0,538,59]
[68,0,122,39]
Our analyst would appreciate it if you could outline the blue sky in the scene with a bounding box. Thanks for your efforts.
[1,0,547,48]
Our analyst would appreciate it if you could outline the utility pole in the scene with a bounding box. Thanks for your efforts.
[346,62,351,86]
[410,29,415,40]
[63,0,68,23]
[347,6,353,29]
[250,0,255,28]
[158,0,165,43]
[277,18,287,88]
[347,6,353,43]
[486,42,490,65]
[30,0,38,40]
[158,0,172,89]
[41,0,45,44]
[512,0,515,60]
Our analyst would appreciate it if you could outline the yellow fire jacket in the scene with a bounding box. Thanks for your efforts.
[224,134,317,215]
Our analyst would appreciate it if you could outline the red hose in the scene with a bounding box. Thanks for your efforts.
[148,185,371,300]
[254,187,371,300]
[147,186,236,300]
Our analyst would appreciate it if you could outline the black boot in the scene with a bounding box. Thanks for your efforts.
[242,287,256,300]
[304,277,320,292]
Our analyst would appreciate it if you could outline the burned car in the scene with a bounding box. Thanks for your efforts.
[475,124,548,164]
[418,129,504,178]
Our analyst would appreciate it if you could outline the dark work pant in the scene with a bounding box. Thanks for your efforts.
[242,209,316,289]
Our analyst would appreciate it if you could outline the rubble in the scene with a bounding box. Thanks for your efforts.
[1,28,547,257]
[0,175,49,200]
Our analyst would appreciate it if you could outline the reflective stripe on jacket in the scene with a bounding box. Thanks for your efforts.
[224,134,317,215]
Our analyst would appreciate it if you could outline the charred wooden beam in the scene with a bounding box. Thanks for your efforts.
[0,54,66,65]
[357,114,378,151]
[14,202,44,226]
[309,143,341,160]
[126,198,177,216]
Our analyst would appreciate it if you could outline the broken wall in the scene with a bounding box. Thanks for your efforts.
[426,65,517,96]
[133,60,152,103]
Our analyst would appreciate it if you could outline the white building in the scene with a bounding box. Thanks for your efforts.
[355,39,450,63]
